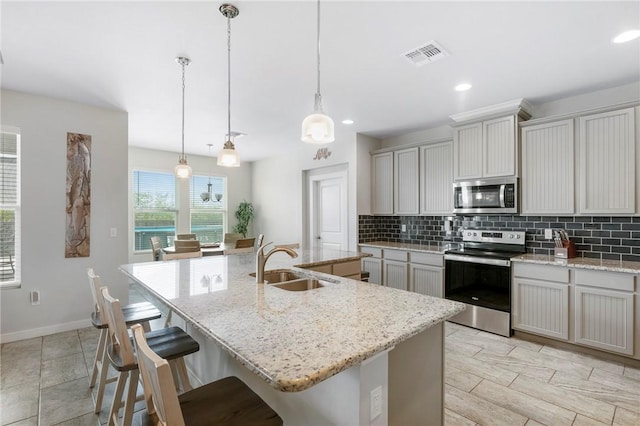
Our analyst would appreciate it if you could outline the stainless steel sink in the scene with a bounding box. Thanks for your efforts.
[249,269,304,284]
[271,278,324,291]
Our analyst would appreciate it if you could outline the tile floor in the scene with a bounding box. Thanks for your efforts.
[1,291,639,425]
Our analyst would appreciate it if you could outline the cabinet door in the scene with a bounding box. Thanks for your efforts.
[372,152,393,214]
[512,278,569,340]
[579,108,635,214]
[574,286,634,355]
[361,257,382,285]
[521,119,574,214]
[409,264,443,297]
[453,122,483,180]
[483,115,516,177]
[383,259,408,291]
[394,147,419,215]
[420,141,453,214]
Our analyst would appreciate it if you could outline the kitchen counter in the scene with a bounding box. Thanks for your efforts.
[120,248,464,392]
[359,240,455,254]
[120,248,464,425]
[513,253,640,274]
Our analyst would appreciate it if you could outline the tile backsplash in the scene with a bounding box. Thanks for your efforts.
[359,215,640,262]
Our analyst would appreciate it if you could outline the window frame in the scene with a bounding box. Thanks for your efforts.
[1,127,21,289]
[132,169,178,253]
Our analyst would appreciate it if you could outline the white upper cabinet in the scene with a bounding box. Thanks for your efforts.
[420,141,453,215]
[579,107,635,214]
[453,122,483,180]
[394,147,419,215]
[483,115,517,177]
[521,119,574,214]
[453,114,520,180]
[372,152,393,215]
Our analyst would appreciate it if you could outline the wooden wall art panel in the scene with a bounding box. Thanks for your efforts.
[65,132,91,258]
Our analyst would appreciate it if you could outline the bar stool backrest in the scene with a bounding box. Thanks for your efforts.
[132,324,186,426]
[101,287,136,368]
[87,268,105,324]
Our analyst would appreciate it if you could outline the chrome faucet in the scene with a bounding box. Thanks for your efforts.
[256,242,298,283]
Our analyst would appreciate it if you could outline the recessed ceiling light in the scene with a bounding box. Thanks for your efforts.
[342,119,354,125]
[454,83,472,92]
[613,30,640,43]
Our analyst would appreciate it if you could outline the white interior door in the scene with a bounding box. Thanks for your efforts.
[308,167,348,251]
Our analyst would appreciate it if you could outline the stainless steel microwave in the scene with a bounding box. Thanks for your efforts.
[453,177,518,215]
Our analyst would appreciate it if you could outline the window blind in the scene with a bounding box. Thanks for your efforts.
[133,170,176,209]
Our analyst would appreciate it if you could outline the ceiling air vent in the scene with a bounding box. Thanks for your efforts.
[402,41,449,66]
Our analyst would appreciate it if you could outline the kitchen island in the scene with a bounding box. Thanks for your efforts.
[120,247,464,425]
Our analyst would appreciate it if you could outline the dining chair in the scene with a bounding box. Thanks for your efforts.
[149,237,163,261]
[176,233,197,240]
[101,287,200,426]
[163,251,203,260]
[234,237,255,249]
[87,268,162,415]
[173,239,201,253]
[131,324,282,426]
[223,232,242,246]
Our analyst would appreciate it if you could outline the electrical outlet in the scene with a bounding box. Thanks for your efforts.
[110,227,118,238]
[30,290,40,305]
[544,228,553,240]
[401,224,406,232]
[370,386,382,420]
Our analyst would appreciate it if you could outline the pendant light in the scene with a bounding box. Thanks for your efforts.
[174,56,193,178]
[301,0,334,144]
[217,4,241,167]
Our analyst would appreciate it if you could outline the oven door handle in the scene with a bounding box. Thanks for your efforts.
[444,254,511,267]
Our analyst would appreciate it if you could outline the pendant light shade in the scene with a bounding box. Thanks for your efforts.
[217,138,240,167]
[217,4,241,168]
[174,56,192,178]
[302,0,334,144]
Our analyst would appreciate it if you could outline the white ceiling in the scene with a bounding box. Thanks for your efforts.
[2,1,639,161]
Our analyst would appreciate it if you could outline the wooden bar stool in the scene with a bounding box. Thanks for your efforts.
[87,268,162,414]
[131,324,282,426]
[101,287,200,426]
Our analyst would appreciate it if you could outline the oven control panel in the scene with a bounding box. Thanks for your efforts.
[462,230,526,245]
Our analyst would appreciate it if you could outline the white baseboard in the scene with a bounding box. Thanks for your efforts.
[0,318,92,343]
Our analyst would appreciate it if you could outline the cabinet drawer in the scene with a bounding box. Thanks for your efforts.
[513,263,569,283]
[410,252,443,267]
[384,249,408,262]
[573,269,635,292]
[333,260,361,277]
[361,246,382,258]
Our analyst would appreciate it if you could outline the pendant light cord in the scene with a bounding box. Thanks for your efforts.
[316,0,321,96]
[227,14,232,142]
[181,60,186,158]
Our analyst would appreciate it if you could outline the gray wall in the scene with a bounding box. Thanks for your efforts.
[1,89,129,342]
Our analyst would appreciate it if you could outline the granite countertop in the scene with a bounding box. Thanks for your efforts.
[513,253,640,274]
[359,240,455,254]
[120,248,465,392]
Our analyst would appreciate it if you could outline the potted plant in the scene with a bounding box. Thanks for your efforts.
[233,201,254,238]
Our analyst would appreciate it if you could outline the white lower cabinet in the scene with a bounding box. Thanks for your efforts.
[361,247,382,285]
[361,246,444,294]
[513,262,638,359]
[409,252,443,297]
[573,270,635,356]
[512,263,569,340]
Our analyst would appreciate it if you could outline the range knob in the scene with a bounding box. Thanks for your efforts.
[473,232,477,237]
[467,232,472,237]
[508,234,514,239]
[516,234,521,239]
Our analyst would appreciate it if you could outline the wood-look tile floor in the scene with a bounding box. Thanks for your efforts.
[443,322,640,426]
[1,301,639,425]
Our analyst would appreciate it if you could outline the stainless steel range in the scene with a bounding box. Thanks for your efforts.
[444,229,526,337]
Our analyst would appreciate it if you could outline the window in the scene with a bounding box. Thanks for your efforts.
[133,170,177,251]
[1,130,20,287]
[190,175,226,243]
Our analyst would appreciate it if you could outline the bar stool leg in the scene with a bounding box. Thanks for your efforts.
[108,372,127,426]
[122,369,139,426]
[89,328,107,388]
